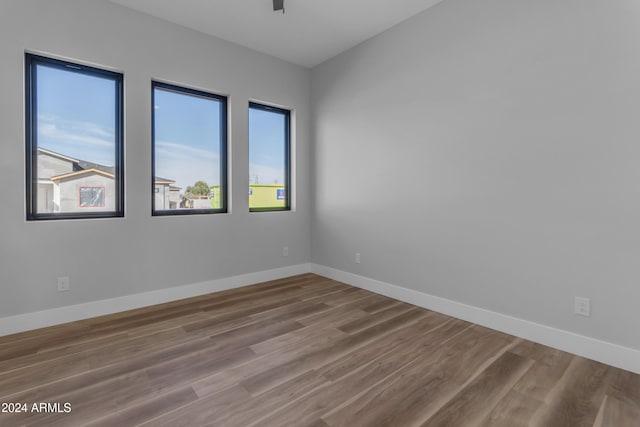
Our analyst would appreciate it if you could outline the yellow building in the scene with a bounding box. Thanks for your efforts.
[249,184,286,209]
[207,184,286,209]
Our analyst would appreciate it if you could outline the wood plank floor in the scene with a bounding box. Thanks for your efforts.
[0,273,639,426]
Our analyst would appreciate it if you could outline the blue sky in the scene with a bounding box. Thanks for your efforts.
[153,87,221,189]
[37,64,286,191]
[37,65,116,167]
[249,107,286,185]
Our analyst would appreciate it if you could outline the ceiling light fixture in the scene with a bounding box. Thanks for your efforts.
[273,0,284,14]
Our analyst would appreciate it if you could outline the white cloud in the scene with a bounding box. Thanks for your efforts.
[155,140,218,161]
[155,140,221,189]
[69,121,114,139]
[37,115,114,148]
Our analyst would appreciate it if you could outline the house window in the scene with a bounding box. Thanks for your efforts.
[25,53,124,220]
[79,187,105,207]
[249,102,291,211]
[152,81,227,215]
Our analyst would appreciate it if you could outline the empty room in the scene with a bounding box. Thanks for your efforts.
[1,0,640,425]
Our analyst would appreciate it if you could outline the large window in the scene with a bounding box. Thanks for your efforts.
[249,102,291,211]
[152,82,227,215]
[25,53,124,220]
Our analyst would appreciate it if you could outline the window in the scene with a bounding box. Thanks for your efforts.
[249,102,291,211]
[152,82,227,215]
[79,187,105,207]
[25,53,124,220]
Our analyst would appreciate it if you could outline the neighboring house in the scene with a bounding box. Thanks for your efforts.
[36,148,76,213]
[51,168,116,212]
[37,148,116,213]
[248,184,286,209]
[37,148,178,213]
[154,177,181,210]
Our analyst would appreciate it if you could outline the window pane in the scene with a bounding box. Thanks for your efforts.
[249,103,290,211]
[152,82,227,215]
[26,54,123,220]
[79,187,105,207]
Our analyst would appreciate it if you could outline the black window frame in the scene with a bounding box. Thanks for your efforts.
[25,53,124,221]
[249,102,291,212]
[151,81,228,216]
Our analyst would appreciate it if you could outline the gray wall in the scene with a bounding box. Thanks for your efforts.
[0,0,311,317]
[3,0,639,355]
[311,0,640,350]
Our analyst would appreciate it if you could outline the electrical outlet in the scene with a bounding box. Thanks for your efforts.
[574,297,590,317]
[355,253,361,264]
[283,246,289,257]
[57,276,70,292]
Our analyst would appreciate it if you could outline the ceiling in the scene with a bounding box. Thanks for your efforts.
[109,0,445,68]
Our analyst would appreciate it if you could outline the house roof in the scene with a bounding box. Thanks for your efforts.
[50,168,115,182]
[39,147,178,185]
[37,147,79,163]
[155,177,176,185]
[38,147,116,175]
[76,160,115,175]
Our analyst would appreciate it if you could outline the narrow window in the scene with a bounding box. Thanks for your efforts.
[249,102,291,211]
[152,82,227,215]
[25,53,124,220]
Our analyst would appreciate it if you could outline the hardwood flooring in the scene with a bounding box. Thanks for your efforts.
[0,273,639,426]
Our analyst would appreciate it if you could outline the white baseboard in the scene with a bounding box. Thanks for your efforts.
[0,263,312,337]
[311,263,640,375]
[5,262,639,375]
